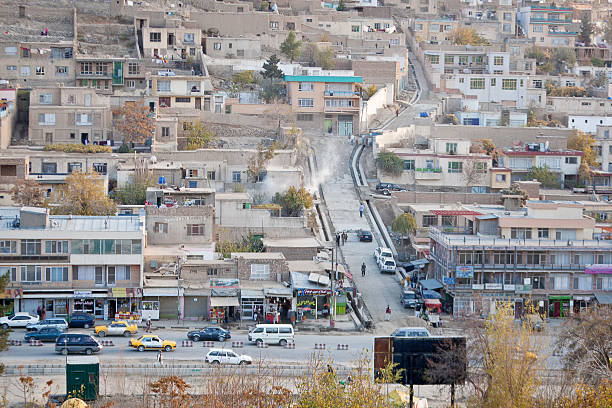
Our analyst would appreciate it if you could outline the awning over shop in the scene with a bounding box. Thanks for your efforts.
[210,297,240,307]
[422,290,442,300]
[264,287,293,298]
[22,293,74,299]
[291,271,331,296]
[183,288,211,296]
[419,279,443,291]
[241,289,264,299]
[143,288,183,297]
[595,292,612,305]
[424,298,441,307]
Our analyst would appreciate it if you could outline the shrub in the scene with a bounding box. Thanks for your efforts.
[43,144,112,153]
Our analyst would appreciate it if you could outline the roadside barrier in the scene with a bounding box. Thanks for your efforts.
[181,340,193,348]
[284,342,296,349]
[202,341,215,348]
[29,339,43,346]
[337,344,349,350]
[100,340,115,347]
[314,343,326,350]
[232,341,244,348]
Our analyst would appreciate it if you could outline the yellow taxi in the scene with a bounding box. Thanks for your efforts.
[94,320,138,337]
[129,334,176,352]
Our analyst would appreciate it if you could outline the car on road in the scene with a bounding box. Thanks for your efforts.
[55,333,103,355]
[205,349,253,365]
[375,183,406,193]
[129,335,176,352]
[400,290,420,309]
[95,320,138,337]
[0,313,39,329]
[390,327,430,337]
[248,324,294,346]
[68,313,95,329]
[26,318,68,332]
[373,247,393,264]
[25,327,62,342]
[187,327,231,342]
[378,258,396,274]
[358,229,373,242]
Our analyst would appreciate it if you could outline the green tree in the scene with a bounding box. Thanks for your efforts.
[593,71,608,88]
[552,47,576,71]
[578,14,593,45]
[280,30,302,63]
[184,121,216,150]
[262,54,284,79]
[524,166,561,188]
[272,186,314,217]
[376,151,404,176]
[232,70,257,86]
[337,0,346,11]
[315,46,335,69]
[48,171,117,216]
[247,142,276,182]
[591,57,605,67]
[391,213,417,236]
[259,1,270,11]
[115,173,156,205]
[451,27,488,45]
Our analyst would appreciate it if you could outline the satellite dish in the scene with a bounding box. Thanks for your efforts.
[150,155,157,163]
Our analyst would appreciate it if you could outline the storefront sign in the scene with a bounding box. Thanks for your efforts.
[472,284,484,290]
[485,283,503,290]
[585,264,612,274]
[107,288,142,298]
[443,277,456,285]
[297,288,331,296]
[503,284,515,291]
[210,278,239,288]
[455,266,474,279]
[74,291,92,298]
[0,289,22,299]
[514,284,533,294]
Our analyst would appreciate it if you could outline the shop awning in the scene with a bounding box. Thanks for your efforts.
[184,288,211,296]
[595,292,612,305]
[419,279,443,291]
[424,298,441,307]
[241,289,264,299]
[210,297,240,307]
[143,288,184,297]
[264,287,293,298]
[22,293,73,299]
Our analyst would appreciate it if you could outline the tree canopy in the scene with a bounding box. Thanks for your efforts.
[115,173,156,205]
[578,14,593,45]
[112,103,154,146]
[451,28,488,46]
[273,186,313,217]
[262,54,284,79]
[568,130,598,168]
[376,151,404,176]
[10,179,46,207]
[184,121,216,150]
[524,166,561,189]
[391,213,417,236]
[280,30,302,63]
[48,171,116,216]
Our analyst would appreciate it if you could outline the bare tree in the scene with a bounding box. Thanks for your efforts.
[425,338,467,407]
[462,158,487,192]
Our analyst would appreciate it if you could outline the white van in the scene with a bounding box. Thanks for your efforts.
[247,324,294,346]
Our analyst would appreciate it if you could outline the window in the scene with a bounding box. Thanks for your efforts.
[39,94,52,104]
[76,113,92,125]
[551,274,570,290]
[458,78,464,83]
[236,49,244,57]
[526,252,545,265]
[511,227,532,239]
[422,215,437,227]
[35,66,45,76]
[565,157,577,164]
[448,162,462,173]
[21,266,42,282]
[150,32,161,42]
[533,79,542,88]
[299,82,314,91]
[4,47,16,55]
[127,80,135,88]
[597,276,612,290]
[496,174,506,182]
[503,23,511,32]
[187,224,206,236]
[37,112,55,126]
[458,56,468,65]
[573,275,592,290]
[503,12,512,21]
[207,171,216,180]
[0,267,17,282]
[415,24,423,31]
[56,66,68,76]
[232,171,241,183]
[427,55,439,64]
[94,63,107,76]
[46,267,68,282]
[45,240,69,254]
[537,228,549,238]
[403,160,415,170]
[470,78,485,89]
[161,127,170,137]
[183,33,195,44]
[269,21,279,29]
[493,56,504,65]
[297,113,314,121]
[188,169,198,177]
[157,80,171,92]
[42,162,57,174]
[502,79,517,90]
[474,162,487,173]
[352,25,360,32]
[6,65,16,71]
[67,162,82,173]
[250,264,270,280]
[490,78,496,86]
[21,66,30,76]
[533,25,543,32]
[446,143,457,153]
[532,276,545,289]
[390,39,399,46]
[176,97,191,103]
[444,55,454,64]
[298,98,314,108]
[128,62,139,75]
[214,43,221,50]
[0,241,17,254]
[92,163,107,174]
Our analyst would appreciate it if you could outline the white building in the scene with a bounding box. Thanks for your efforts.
[568,116,612,134]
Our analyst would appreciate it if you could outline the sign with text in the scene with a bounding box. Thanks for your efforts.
[210,278,239,288]
[455,266,474,279]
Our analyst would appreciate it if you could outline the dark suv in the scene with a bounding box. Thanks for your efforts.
[187,327,231,342]
[68,313,96,329]
[375,183,406,193]
[56,333,103,355]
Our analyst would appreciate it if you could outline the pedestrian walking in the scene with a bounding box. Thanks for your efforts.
[385,305,391,321]
[359,204,364,218]
[327,364,334,374]
[342,232,348,245]
[253,310,258,323]
[336,233,341,246]
[395,107,399,117]
[36,306,41,320]
[156,350,163,366]
[361,262,366,277]
[340,232,345,245]
[145,317,152,333]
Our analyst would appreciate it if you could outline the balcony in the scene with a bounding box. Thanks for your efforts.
[323,105,359,113]
[530,18,571,24]
[548,31,578,36]
[8,280,140,290]
[414,167,442,179]
[324,90,360,97]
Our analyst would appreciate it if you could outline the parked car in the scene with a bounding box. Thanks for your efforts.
[25,327,62,342]
[400,290,420,309]
[26,318,68,332]
[373,247,393,264]
[95,320,138,337]
[375,183,406,192]
[129,335,176,352]
[379,258,397,274]
[55,333,103,355]
[390,327,430,337]
[187,327,231,342]
[205,349,252,365]
[0,313,39,329]
[247,324,294,346]
[68,313,95,329]
[358,229,373,242]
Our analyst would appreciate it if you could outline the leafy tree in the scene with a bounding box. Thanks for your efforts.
[280,30,302,63]
[247,142,276,182]
[115,173,156,205]
[48,171,116,216]
[365,85,378,99]
[579,161,593,186]
[184,121,216,150]
[10,179,46,207]
[337,0,346,11]
[315,46,335,69]
[262,54,284,79]
[568,130,598,168]
[593,71,608,88]
[462,158,487,191]
[272,186,313,217]
[376,151,404,176]
[112,103,154,146]
[261,83,285,103]
[578,14,593,45]
[391,213,417,237]
[559,380,612,408]
[552,47,576,71]
[215,234,263,259]
[524,166,561,188]
[259,1,270,11]
[232,70,257,86]
[525,46,548,63]
[591,57,605,67]
[451,27,488,45]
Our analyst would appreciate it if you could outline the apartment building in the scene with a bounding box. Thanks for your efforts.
[140,20,202,60]
[0,41,75,87]
[410,18,459,45]
[499,145,582,188]
[150,70,213,111]
[285,71,362,136]
[1,207,145,320]
[28,87,113,146]
[429,200,612,317]
[568,115,612,134]
[75,57,147,95]
[203,37,262,59]
[375,138,493,191]
[546,97,612,119]
[424,48,510,76]
[518,4,578,47]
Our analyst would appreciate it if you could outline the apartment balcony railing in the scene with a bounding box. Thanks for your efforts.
[323,105,359,113]
[7,280,140,289]
[530,18,571,24]
[415,168,442,179]
[324,90,360,97]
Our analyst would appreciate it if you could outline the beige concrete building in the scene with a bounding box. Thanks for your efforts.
[518,5,578,47]
[28,86,113,146]
[0,88,17,150]
[145,205,215,246]
[141,19,201,60]
[150,72,213,111]
[75,57,147,95]
[203,37,262,59]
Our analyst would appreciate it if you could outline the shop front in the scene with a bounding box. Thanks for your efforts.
[264,288,293,323]
[71,290,107,319]
[549,295,571,318]
[107,288,142,321]
[183,289,210,320]
[19,291,72,318]
[240,289,264,321]
[209,295,239,324]
[0,289,21,316]
[572,296,592,314]
[142,287,183,320]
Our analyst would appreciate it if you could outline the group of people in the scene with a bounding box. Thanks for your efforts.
[335,231,348,246]
[36,305,46,321]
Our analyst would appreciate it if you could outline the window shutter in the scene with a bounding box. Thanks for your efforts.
[63,267,68,281]
[46,268,50,281]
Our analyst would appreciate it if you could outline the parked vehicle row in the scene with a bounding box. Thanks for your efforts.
[373,246,396,274]
[1,312,96,331]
